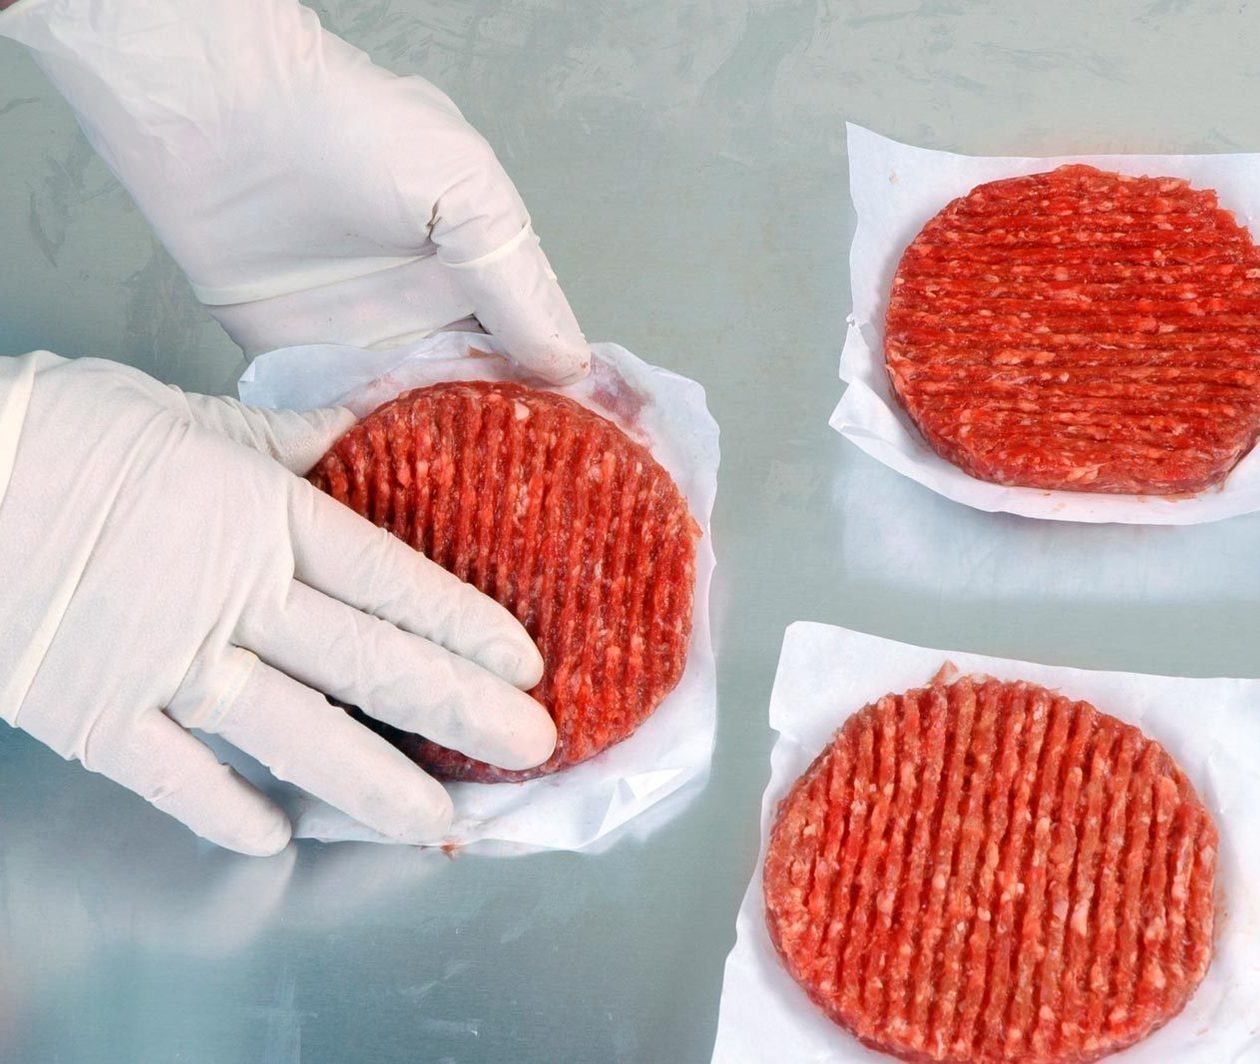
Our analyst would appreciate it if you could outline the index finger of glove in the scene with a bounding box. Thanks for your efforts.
[238,581,556,772]
[423,130,589,384]
[446,226,591,385]
[285,478,543,690]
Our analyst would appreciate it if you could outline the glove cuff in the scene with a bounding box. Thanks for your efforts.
[0,352,60,516]
[0,351,75,729]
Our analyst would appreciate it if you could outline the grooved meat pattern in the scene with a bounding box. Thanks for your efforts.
[885,165,1260,493]
[763,676,1217,1064]
[310,380,698,782]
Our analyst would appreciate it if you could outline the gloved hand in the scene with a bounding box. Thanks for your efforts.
[0,352,556,855]
[0,0,590,383]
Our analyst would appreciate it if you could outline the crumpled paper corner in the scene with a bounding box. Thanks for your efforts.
[238,331,719,853]
[833,123,1260,525]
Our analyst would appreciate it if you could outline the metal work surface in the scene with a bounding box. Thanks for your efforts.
[2,2,1259,1061]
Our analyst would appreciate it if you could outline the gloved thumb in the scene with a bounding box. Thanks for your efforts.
[425,130,590,384]
[177,391,356,474]
[445,225,591,385]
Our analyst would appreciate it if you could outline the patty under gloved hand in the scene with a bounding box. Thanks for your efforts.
[0,353,556,855]
[0,0,590,384]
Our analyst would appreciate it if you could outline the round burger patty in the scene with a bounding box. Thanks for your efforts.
[310,379,699,782]
[885,165,1260,494]
[764,675,1218,1064]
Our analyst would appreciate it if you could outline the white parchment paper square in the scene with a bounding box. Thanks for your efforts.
[714,622,1259,1063]
[237,332,719,852]
[832,123,1260,525]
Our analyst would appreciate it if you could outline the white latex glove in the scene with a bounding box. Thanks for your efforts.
[0,0,590,384]
[0,352,556,855]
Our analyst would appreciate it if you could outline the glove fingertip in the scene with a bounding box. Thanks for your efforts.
[490,324,592,386]
[508,696,558,770]
[383,776,454,845]
[447,226,593,384]
[230,809,294,857]
[175,763,295,857]
[486,635,545,691]
[540,343,593,386]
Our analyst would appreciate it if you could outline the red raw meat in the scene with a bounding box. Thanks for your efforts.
[763,675,1217,1064]
[310,380,699,782]
[885,165,1260,493]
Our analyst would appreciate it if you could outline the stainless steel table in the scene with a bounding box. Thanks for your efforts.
[3,2,1260,1061]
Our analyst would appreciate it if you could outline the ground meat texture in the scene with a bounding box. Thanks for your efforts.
[763,676,1218,1064]
[884,165,1260,493]
[309,380,698,782]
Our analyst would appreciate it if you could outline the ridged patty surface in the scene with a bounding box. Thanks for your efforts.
[885,165,1260,493]
[764,675,1218,1063]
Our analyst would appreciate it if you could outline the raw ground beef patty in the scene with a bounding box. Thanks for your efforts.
[310,379,698,782]
[885,165,1260,494]
[764,675,1218,1064]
